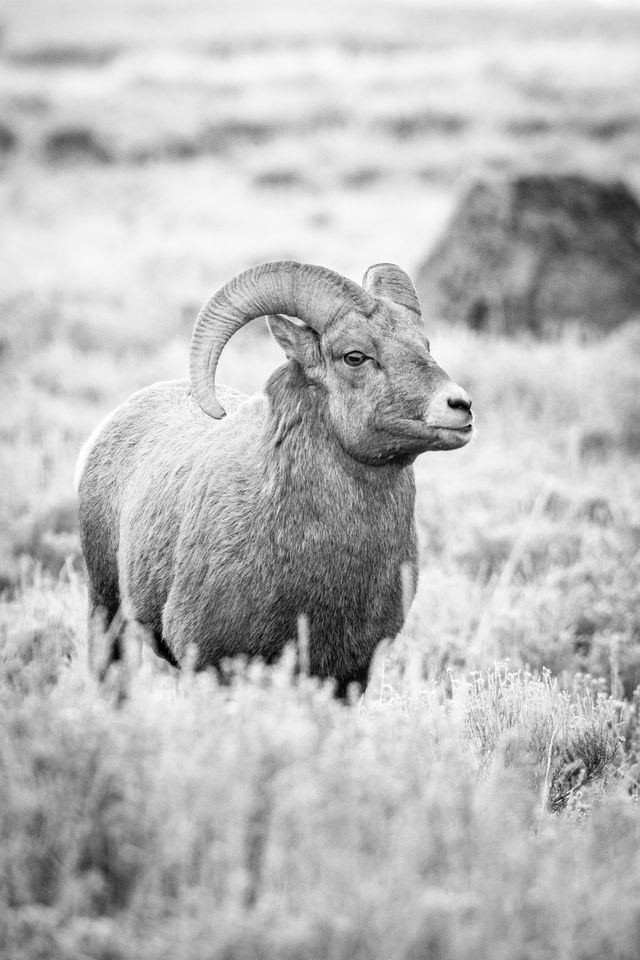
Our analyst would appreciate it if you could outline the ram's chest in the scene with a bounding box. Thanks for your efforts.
[257,502,414,674]
[257,490,415,623]
[266,478,408,561]
[167,465,416,661]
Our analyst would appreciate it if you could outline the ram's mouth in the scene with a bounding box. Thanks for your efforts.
[425,419,474,435]
[438,423,474,436]
[382,417,473,438]
[425,421,475,450]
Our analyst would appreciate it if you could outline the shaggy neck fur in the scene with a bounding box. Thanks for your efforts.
[264,361,411,489]
[259,362,416,683]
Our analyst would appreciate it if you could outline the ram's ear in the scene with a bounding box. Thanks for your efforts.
[267,314,320,365]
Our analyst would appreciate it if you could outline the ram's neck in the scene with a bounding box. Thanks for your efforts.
[262,362,414,507]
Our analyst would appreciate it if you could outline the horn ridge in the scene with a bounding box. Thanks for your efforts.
[362,263,421,315]
[189,260,375,418]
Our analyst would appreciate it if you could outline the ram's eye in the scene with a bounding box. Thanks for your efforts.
[343,351,367,368]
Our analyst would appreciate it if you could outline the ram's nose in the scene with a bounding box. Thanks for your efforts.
[424,378,473,431]
[446,384,472,416]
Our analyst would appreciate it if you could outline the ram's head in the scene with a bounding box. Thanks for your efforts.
[190,260,473,465]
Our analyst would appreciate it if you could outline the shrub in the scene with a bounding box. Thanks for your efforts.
[44,128,113,165]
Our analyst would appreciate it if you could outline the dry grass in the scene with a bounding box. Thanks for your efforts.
[1,605,638,959]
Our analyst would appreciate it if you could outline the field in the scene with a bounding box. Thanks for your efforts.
[2,1,640,957]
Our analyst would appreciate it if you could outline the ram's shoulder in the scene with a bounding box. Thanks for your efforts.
[211,384,251,416]
[134,380,259,422]
[88,379,256,431]
[74,380,262,491]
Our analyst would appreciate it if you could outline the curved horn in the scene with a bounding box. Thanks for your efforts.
[362,263,421,316]
[190,260,376,418]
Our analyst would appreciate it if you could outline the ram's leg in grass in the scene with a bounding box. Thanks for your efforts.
[335,665,371,701]
[87,594,125,681]
[149,626,179,668]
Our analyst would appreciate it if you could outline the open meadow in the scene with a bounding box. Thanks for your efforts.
[2,1,640,957]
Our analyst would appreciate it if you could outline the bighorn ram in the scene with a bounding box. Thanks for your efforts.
[76,261,473,695]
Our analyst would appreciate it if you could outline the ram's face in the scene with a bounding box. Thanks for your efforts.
[320,303,473,465]
[267,276,474,468]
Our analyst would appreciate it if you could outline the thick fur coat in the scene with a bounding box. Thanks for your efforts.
[78,260,472,694]
[79,366,417,694]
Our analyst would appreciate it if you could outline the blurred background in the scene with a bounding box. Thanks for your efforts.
[2,0,640,690]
